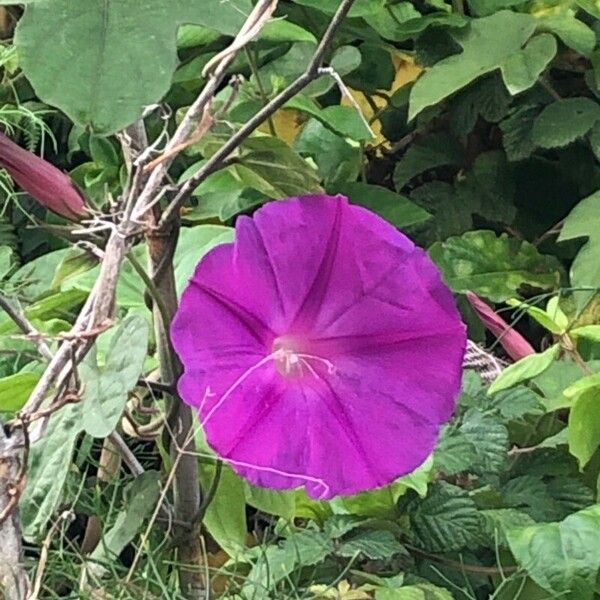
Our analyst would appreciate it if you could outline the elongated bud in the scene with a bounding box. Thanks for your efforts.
[466,291,535,361]
[0,131,86,219]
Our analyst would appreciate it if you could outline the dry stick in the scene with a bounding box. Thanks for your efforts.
[129,0,281,224]
[0,426,30,600]
[159,0,358,227]
[0,293,54,361]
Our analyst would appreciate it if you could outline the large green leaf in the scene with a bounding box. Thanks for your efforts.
[291,0,385,17]
[429,230,561,302]
[245,484,296,520]
[569,386,600,469]
[15,0,254,133]
[507,504,600,598]
[558,191,600,311]
[21,401,83,541]
[80,315,149,438]
[336,529,405,560]
[532,98,600,149]
[393,133,464,190]
[0,371,40,412]
[459,410,508,476]
[200,464,247,557]
[434,427,477,475]
[405,482,482,552]
[337,182,431,229]
[409,11,555,119]
[537,14,596,57]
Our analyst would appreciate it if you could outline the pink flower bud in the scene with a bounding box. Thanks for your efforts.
[466,292,535,361]
[0,131,86,219]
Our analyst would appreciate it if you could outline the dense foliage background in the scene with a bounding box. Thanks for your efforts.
[1,0,600,598]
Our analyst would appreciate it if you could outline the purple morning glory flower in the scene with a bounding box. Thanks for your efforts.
[171,195,466,499]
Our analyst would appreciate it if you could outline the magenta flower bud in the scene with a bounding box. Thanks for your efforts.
[0,131,86,219]
[466,292,535,361]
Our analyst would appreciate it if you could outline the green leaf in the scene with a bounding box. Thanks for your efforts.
[21,401,82,541]
[337,182,431,229]
[243,530,334,599]
[460,410,508,476]
[324,514,365,538]
[0,246,13,279]
[480,508,535,546]
[285,96,373,141]
[340,457,433,518]
[15,0,254,133]
[409,11,541,120]
[532,98,600,149]
[231,135,322,198]
[500,104,541,161]
[259,19,317,43]
[291,0,384,17]
[468,0,529,17]
[558,191,600,311]
[450,74,512,135]
[578,0,600,19]
[295,119,362,188]
[0,371,40,412]
[488,345,560,394]
[537,15,596,57]
[488,386,545,420]
[245,484,296,520]
[429,230,561,302]
[571,325,600,342]
[363,3,421,41]
[90,471,161,564]
[174,226,234,296]
[376,584,454,600]
[506,298,563,334]
[434,427,477,475]
[200,464,247,556]
[501,34,557,95]
[569,387,600,468]
[564,373,600,399]
[507,504,600,597]
[393,133,464,189]
[456,151,516,225]
[406,482,482,552]
[80,315,149,438]
[336,529,405,560]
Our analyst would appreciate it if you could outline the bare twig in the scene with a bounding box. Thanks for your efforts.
[129,0,280,223]
[158,0,358,226]
[0,292,53,361]
[0,425,29,600]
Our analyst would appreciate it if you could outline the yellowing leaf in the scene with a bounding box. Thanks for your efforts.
[259,108,308,145]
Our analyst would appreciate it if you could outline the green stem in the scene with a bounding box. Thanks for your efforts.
[126,251,171,332]
[245,46,277,137]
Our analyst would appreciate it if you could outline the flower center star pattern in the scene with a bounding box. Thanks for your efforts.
[171,194,466,499]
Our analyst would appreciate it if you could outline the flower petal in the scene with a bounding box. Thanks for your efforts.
[172,194,466,498]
